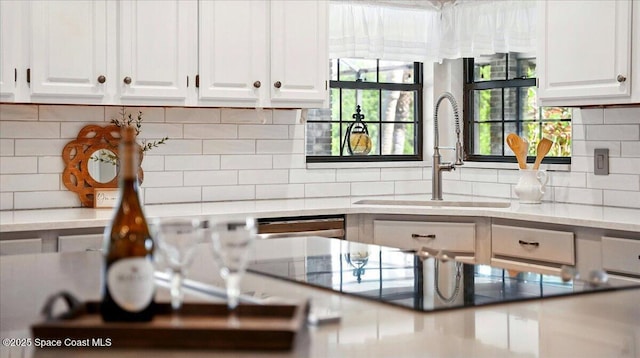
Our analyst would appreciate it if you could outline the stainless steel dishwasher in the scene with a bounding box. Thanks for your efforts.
[256,215,345,240]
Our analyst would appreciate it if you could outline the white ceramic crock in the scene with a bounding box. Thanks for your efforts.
[514,169,549,204]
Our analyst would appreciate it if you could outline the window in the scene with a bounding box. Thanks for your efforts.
[463,53,571,164]
[306,59,423,163]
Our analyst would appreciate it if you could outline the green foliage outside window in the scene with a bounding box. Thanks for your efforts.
[469,54,571,159]
[523,87,572,157]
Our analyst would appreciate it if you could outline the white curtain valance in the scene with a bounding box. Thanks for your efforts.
[329,0,537,63]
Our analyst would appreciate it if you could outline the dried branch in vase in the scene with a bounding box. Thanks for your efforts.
[94,107,169,166]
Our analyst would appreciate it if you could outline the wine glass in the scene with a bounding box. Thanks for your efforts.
[208,217,256,311]
[152,217,202,311]
[344,242,370,283]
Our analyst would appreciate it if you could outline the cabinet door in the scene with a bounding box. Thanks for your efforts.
[270,0,328,107]
[601,236,640,277]
[0,238,42,256]
[118,0,196,103]
[0,1,24,100]
[537,0,632,104]
[29,0,108,100]
[58,234,103,253]
[198,0,268,106]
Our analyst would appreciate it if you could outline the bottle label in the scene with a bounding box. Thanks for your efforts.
[106,258,155,312]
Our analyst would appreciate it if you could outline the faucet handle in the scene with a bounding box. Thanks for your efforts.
[439,162,455,171]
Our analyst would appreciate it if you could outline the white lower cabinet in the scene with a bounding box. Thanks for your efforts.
[58,234,103,253]
[491,224,574,275]
[0,238,42,256]
[601,236,640,277]
[373,220,476,261]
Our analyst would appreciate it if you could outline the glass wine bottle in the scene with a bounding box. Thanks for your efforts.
[100,126,155,322]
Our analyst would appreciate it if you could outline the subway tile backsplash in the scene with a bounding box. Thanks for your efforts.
[0,105,639,210]
[255,183,305,200]
[585,124,639,141]
[305,182,351,198]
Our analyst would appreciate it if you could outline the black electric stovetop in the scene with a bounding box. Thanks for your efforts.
[248,237,639,313]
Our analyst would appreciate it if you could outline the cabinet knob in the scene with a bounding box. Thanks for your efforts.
[123,76,132,85]
[97,75,106,84]
[617,74,627,83]
[253,81,261,88]
[274,81,282,89]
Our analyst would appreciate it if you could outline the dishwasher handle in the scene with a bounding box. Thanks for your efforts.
[257,229,344,240]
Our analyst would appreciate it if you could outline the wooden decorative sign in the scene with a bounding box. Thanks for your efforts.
[94,188,119,208]
[62,125,144,207]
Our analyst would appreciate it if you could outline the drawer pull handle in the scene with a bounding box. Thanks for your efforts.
[518,240,539,247]
[412,234,436,240]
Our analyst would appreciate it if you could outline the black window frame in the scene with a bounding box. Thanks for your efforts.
[463,55,571,165]
[306,60,424,163]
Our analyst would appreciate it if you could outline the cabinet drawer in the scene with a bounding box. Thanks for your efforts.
[58,234,103,253]
[0,238,42,256]
[373,220,475,254]
[601,236,640,276]
[492,225,574,265]
[607,274,640,287]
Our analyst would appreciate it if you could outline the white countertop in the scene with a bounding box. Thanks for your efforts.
[2,194,640,233]
[1,238,639,357]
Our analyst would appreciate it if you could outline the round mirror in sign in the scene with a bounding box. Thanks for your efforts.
[88,149,118,183]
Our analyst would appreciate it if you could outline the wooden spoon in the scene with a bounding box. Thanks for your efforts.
[506,133,528,169]
[533,138,553,170]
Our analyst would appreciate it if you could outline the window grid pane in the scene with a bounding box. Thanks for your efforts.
[307,59,422,161]
[464,53,571,163]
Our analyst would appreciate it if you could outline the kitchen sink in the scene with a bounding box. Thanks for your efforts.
[353,199,511,208]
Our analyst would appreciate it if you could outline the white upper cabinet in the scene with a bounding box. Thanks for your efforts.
[0,0,328,108]
[198,0,269,106]
[0,1,24,100]
[269,0,328,107]
[198,0,329,108]
[537,0,639,106]
[29,0,109,102]
[118,0,196,104]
